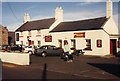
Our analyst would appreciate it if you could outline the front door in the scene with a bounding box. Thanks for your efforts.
[110,39,117,55]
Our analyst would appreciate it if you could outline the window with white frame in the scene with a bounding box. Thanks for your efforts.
[71,39,76,48]
[16,33,19,41]
[58,40,62,48]
[85,39,91,50]
[38,41,41,47]
[97,40,102,48]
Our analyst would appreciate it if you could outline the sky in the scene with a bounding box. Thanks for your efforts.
[0,0,120,32]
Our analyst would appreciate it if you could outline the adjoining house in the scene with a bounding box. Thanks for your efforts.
[49,0,119,56]
[15,0,120,56]
[0,25,8,46]
[15,7,63,47]
[50,16,119,56]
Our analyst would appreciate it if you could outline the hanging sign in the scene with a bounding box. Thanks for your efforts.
[74,32,85,38]
[45,35,52,42]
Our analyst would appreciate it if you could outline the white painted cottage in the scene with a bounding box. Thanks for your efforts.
[15,7,63,47]
[15,0,119,56]
[49,0,119,56]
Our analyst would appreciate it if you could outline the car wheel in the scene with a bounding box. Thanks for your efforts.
[41,52,46,57]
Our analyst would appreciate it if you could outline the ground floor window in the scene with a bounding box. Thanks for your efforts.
[16,33,19,41]
[117,40,120,48]
[97,40,102,48]
[58,40,62,48]
[38,41,41,47]
[21,41,23,45]
[71,39,76,48]
[28,40,34,46]
[31,41,34,45]
[84,39,91,50]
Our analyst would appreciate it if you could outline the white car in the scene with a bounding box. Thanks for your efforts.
[24,46,34,54]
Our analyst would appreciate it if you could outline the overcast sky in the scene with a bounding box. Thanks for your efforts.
[0,0,119,32]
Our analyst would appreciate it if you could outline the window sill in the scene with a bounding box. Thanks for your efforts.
[83,48,92,51]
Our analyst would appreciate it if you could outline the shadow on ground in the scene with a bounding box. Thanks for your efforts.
[88,63,120,77]
[41,63,47,81]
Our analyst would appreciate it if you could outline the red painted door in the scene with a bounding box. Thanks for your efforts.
[110,40,113,54]
[110,39,117,55]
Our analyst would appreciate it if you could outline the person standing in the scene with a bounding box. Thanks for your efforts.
[63,40,73,62]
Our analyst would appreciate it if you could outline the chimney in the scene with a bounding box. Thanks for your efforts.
[55,7,63,22]
[23,13,30,23]
[106,0,113,18]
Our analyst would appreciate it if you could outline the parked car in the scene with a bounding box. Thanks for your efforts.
[34,45,64,57]
[1,45,22,52]
[10,45,23,52]
[24,46,34,54]
[1,45,10,51]
[71,48,85,56]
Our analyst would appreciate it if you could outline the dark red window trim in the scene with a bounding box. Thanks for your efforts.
[97,40,102,48]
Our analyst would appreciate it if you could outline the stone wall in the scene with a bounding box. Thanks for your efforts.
[0,26,8,46]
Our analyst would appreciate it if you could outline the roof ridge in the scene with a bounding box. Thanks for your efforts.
[29,17,55,23]
[63,16,107,23]
[51,16,108,32]
[16,17,55,32]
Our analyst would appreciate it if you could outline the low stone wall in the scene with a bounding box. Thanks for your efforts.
[0,52,30,65]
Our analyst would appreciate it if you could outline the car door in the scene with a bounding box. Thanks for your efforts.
[52,46,60,55]
[46,46,54,55]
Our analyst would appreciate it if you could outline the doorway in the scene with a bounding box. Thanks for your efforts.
[110,39,117,55]
[58,40,62,48]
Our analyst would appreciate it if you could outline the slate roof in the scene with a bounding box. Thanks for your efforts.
[50,17,108,32]
[16,18,55,31]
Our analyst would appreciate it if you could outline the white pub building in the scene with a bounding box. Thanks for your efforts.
[15,0,119,56]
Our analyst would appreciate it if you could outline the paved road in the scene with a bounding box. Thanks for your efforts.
[2,55,120,80]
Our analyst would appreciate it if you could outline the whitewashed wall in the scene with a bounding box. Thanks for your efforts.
[50,30,111,56]
[16,30,42,46]
[103,17,118,35]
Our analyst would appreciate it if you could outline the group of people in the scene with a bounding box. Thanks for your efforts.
[63,40,73,62]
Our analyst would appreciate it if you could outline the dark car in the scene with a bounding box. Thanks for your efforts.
[1,45,10,51]
[34,45,64,57]
[1,45,22,52]
[70,48,85,56]
[10,45,22,52]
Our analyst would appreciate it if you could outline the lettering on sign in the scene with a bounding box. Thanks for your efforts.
[74,32,85,38]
